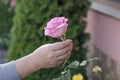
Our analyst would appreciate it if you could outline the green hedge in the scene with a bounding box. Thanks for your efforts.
[8,0,90,80]
[0,2,13,50]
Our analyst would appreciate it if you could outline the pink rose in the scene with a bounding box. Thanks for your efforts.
[10,0,16,7]
[45,17,68,38]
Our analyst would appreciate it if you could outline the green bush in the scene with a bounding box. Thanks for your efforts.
[8,0,90,80]
[0,2,13,50]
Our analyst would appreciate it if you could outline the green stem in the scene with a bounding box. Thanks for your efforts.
[63,34,66,40]
[61,34,66,41]
[61,34,68,68]
[61,37,64,41]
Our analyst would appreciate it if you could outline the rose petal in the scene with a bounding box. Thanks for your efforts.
[44,29,52,36]
[52,23,68,38]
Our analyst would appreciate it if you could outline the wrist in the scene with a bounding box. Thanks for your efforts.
[15,53,41,79]
[28,53,42,70]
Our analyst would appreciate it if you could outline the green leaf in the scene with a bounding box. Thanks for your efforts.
[67,61,79,69]
[80,60,87,66]
[52,74,66,80]
[65,69,71,80]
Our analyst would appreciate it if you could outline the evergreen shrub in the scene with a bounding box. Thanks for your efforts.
[0,2,13,49]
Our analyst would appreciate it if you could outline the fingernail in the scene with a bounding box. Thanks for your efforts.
[66,39,72,42]
[70,43,73,46]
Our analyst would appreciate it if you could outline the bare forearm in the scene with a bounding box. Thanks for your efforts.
[15,54,40,79]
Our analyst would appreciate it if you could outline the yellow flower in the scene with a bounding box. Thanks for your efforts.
[92,66,102,73]
[72,73,83,80]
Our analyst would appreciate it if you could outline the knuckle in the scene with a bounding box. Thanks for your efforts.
[60,42,65,48]
[64,47,70,53]
[67,47,70,50]
[50,60,57,66]
[64,53,70,58]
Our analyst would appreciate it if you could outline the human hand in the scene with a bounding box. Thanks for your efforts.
[31,39,73,69]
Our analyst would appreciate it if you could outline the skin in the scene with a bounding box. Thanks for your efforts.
[15,39,73,79]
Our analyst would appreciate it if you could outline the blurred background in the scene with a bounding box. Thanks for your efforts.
[0,0,13,63]
[0,0,120,80]
[86,0,120,80]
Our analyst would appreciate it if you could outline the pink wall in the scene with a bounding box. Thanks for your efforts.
[86,9,120,63]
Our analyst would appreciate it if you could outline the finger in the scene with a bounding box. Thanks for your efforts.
[66,48,72,60]
[51,49,72,67]
[56,60,63,66]
[54,46,72,57]
[55,47,72,66]
[50,39,72,51]
[56,50,71,62]
[58,46,72,61]
[56,50,72,66]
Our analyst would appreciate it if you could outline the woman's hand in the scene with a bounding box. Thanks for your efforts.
[15,39,73,79]
[32,39,73,69]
